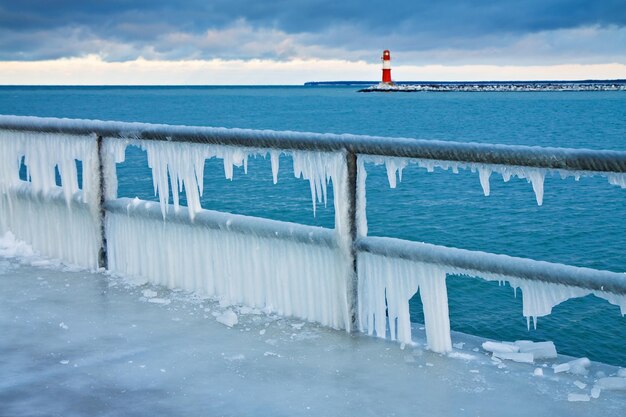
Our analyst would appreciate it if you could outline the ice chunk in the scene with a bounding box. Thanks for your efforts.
[553,363,570,374]
[0,232,34,259]
[568,358,591,375]
[533,368,543,377]
[618,368,626,378]
[448,352,476,361]
[142,289,158,299]
[590,386,602,399]
[595,377,626,391]
[514,340,557,359]
[573,380,587,389]
[567,393,590,402]
[493,352,534,364]
[216,310,238,327]
[147,298,171,305]
[482,341,519,354]
[553,358,590,375]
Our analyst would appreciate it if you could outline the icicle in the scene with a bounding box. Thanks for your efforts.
[0,130,97,206]
[478,166,492,196]
[607,173,626,189]
[503,278,590,329]
[594,290,626,316]
[224,147,248,180]
[358,252,452,352]
[101,139,128,201]
[140,140,216,220]
[419,268,452,353]
[0,130,100,268]
[106,206,350,329]
[270,150,280,184]
[356,156,368,237]
[384,158,407,188]
[292,151,340,216]
[527,169,545,206]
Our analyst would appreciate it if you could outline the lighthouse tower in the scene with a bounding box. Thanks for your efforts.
[381,50,393,85]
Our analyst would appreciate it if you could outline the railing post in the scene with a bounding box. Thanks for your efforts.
[96,135,108,269]
[346,151,359,330]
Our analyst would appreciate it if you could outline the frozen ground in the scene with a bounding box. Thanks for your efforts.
[1,254,625,417]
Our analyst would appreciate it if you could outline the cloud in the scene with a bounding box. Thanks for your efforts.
[0,0,624,65]
[1,55,625,85]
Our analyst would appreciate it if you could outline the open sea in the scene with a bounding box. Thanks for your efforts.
[1,86,625,366]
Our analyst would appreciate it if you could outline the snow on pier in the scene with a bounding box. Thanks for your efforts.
[0,254,625,417]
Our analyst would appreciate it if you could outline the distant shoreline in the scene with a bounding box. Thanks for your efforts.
[305,80,626,86]
[305,80,626,92]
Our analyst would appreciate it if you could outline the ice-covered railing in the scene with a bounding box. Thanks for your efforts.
[1,115,625,355]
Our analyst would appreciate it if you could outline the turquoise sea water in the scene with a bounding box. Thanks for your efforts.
[1,86,625,365]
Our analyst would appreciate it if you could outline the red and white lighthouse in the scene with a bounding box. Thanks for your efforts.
[381,50,392,84]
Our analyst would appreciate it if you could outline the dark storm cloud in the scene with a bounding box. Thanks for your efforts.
[0,0,624,62]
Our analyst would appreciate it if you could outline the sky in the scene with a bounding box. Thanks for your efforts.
[0,0,625,84]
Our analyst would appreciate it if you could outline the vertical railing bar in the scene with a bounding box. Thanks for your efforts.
[96,135,108,269]
[346,151,359,330]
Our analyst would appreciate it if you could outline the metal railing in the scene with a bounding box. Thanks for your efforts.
[1,114,626,328]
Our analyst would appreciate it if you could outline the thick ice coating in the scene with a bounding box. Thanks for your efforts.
[106,203,350,329]
[0,130,100,268]
[140,140,214,220]
[368,156,624,207]
[135,140,347,221]
[0,188,100,268]
[463,270,626,327]
[292,150,342,216]
[358,252,452,353]
[0,130,98,206]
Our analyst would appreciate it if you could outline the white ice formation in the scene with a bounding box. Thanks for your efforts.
[363,156,626,208]
[106,203,350,329]
[102,140,354,329]
[0,130,100,268]
[357,252,452,353]
[482,340,557,363]
[1,124,624,355]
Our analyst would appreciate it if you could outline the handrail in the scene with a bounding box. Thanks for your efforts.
[1,115,626,173]
[357,236,626,295]
[1,115,624,340]
[106,198,337,247]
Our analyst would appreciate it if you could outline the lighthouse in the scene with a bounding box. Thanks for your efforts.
[381,50,393,85]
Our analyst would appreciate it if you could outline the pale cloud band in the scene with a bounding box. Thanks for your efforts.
[1,55,625,85]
